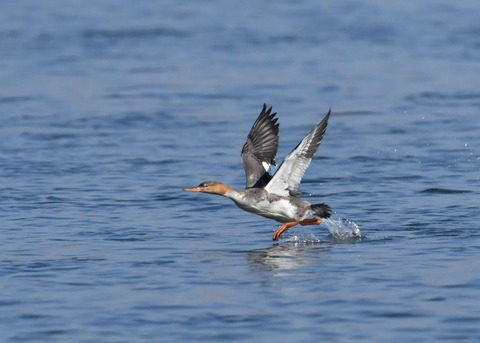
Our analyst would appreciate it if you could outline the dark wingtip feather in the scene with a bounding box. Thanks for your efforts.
[317,108,331,129]
[241,104,281,188]
[302,108,331,158]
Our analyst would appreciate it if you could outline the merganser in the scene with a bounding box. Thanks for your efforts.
[184,104,332,241]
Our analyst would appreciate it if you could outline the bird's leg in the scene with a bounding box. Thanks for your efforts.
[272,218,324,241]
[272,221,299,241]
[299,217,322,226]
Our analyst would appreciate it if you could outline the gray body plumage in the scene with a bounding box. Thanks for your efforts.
[225,187,314,223]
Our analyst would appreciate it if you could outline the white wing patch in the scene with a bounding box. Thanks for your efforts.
[262,161,270,172]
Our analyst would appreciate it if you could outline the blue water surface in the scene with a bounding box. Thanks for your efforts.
[1,1,479,342]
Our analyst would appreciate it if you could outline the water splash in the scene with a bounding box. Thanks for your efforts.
[323,218,363,241]
[283,218,363,243]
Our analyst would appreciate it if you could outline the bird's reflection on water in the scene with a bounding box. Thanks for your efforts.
[247,242,331,271]
[246,222,363,272]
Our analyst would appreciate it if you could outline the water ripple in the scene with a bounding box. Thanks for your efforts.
[420,188,471,194]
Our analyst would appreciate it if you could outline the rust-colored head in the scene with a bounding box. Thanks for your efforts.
[183,181,230,196]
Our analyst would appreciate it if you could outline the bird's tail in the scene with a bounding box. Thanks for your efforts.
[311,203,331,218]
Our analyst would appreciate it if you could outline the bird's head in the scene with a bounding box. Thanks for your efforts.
[183,181,230,196]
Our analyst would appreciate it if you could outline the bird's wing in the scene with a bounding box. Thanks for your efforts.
[241,104,280,188]
[264,109,331,196]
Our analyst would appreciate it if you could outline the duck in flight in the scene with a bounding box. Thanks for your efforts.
[184,104,332,241]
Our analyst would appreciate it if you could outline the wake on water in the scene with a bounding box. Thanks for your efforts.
[284,218,363,243]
